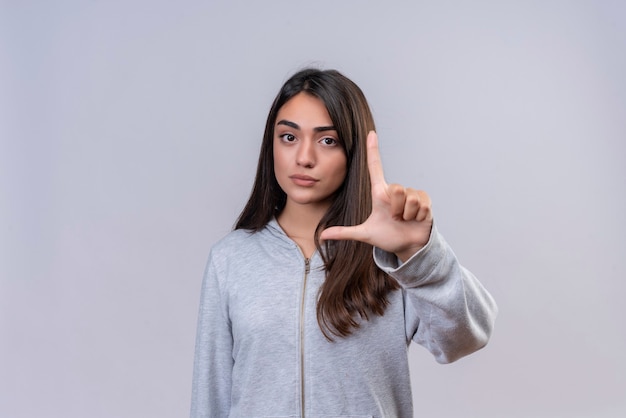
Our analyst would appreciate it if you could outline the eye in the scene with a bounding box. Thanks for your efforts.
[320,137,338,146]
[280,133,296,142]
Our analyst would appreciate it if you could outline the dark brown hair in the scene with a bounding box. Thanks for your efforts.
[235,68,398,339]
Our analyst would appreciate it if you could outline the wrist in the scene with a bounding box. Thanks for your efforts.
[396,244,425,263]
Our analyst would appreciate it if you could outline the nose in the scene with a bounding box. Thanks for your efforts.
[296,139,315,168]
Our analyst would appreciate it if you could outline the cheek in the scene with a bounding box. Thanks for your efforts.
[333,155,348,184]
[272,145,286,177]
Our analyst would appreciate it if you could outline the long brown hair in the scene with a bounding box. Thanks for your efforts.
[235,68,398,339]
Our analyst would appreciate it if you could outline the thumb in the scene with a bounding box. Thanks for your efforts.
[320,224,368,243]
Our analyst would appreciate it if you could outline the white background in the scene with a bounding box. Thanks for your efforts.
[1,1,625,417]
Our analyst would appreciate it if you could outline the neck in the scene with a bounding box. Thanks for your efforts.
[278,201,329,237]
[277,200,329,257]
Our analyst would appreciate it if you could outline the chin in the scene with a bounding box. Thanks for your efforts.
[287,193,334,207]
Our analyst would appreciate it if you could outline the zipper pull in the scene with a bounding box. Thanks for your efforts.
[304,258,310,274]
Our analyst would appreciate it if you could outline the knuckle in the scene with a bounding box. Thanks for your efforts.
[417,206,432,221]
[417,189,431,200]
[389,183,405,195]
[405,193,420,206]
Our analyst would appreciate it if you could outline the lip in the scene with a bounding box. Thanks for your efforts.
[289,174,318,186]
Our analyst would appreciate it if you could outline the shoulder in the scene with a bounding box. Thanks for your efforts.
[202,229,259,288]
[208,225,286,261]
[209,228,257,259]
[207,221,294,268]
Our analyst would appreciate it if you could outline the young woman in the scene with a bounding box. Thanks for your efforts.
[191,68,497,417]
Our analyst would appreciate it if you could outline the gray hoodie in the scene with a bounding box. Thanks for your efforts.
[191,219,497,417]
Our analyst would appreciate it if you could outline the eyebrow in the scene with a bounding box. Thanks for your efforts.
[276,119,336,133]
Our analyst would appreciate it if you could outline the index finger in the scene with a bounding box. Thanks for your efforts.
[366,131,386,187]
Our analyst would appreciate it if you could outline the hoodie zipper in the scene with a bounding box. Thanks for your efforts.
[300,257,310,417]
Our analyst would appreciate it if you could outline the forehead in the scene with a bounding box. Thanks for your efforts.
[275,93,333,127]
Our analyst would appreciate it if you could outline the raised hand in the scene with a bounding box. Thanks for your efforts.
[320,131,433,262]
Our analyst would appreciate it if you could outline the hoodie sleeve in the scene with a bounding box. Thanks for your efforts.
[373,225,498,364]
[190,252,233,417]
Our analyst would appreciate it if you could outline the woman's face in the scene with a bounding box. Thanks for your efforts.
[273,92,347,211]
